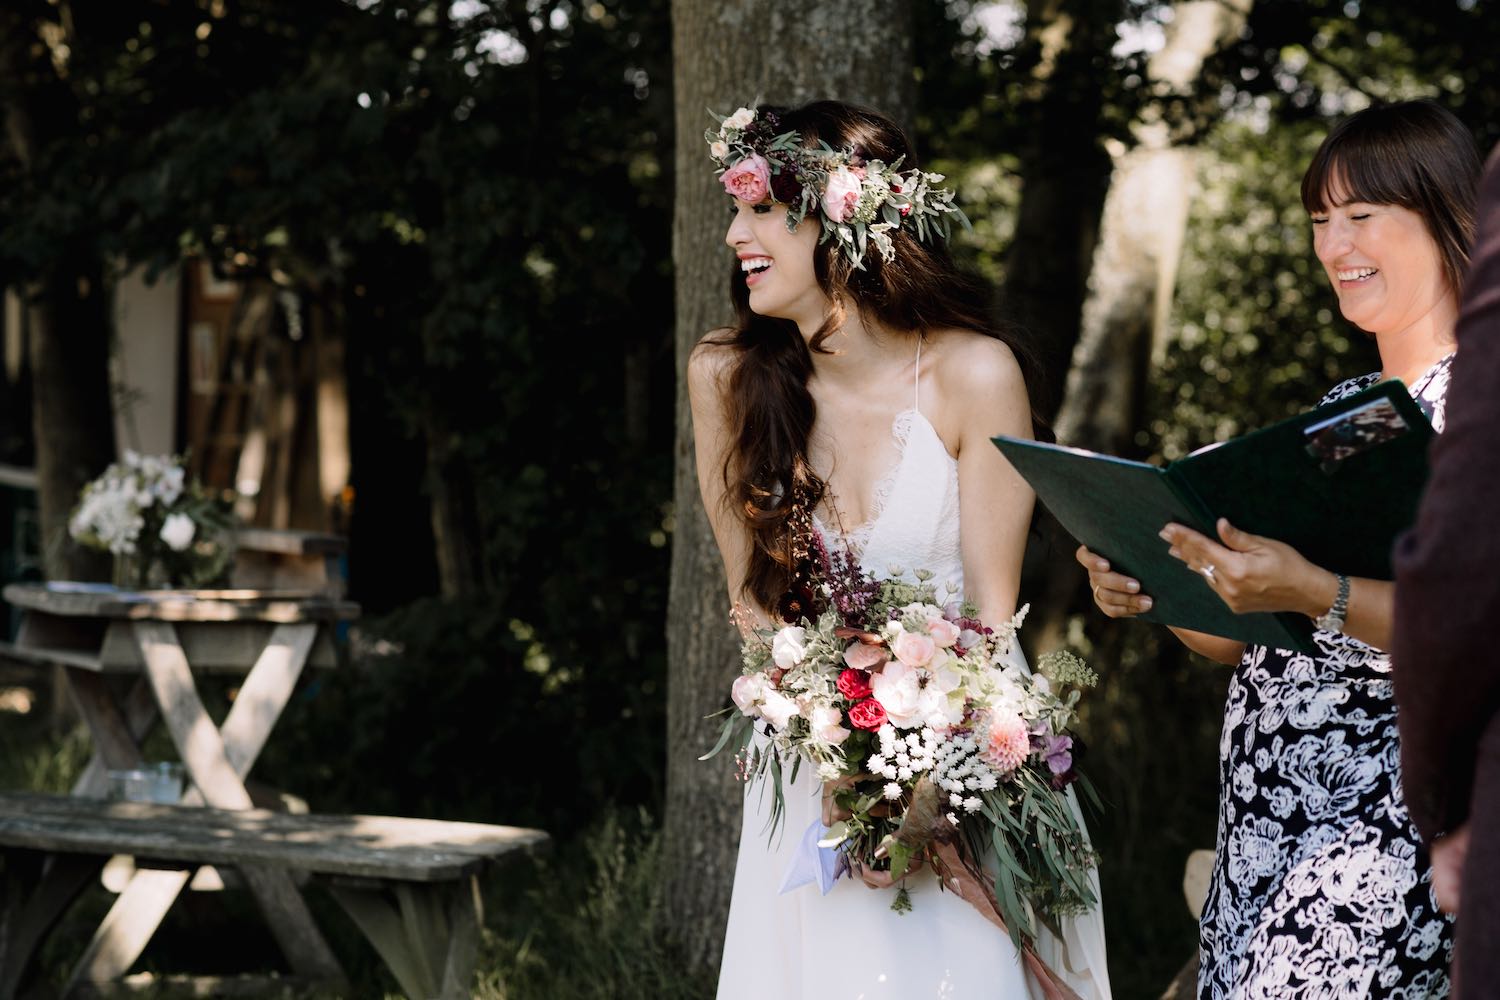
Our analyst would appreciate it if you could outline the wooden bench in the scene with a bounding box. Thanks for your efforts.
[0,792,549,999]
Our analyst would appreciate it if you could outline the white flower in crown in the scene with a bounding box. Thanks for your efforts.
[709,139,728,160]
[725,107,755,130]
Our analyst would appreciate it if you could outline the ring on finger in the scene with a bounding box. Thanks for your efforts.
[1201,563,1217,585]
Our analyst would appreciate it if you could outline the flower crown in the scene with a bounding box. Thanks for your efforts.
[706,106,969,269]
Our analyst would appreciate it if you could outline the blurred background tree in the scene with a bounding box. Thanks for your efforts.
[0,0,1495,996]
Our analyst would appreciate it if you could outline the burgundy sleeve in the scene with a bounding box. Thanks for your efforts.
[1393,145,1500,843]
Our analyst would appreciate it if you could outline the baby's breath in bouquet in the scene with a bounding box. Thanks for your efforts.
[705,545,1100,970]
[69,451,235,589]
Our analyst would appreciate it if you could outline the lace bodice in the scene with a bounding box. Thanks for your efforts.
[813,340,963,597]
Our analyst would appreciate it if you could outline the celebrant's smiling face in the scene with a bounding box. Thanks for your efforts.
[725,197,825,327]
[1311,185,1453,338]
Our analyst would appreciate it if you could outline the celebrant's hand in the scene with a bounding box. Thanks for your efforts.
[1160,519,1336,617]
[1076,545,1152,618]
[1431,822,1470,914]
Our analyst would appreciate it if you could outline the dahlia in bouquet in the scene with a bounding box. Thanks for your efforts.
[705,547,1100,954]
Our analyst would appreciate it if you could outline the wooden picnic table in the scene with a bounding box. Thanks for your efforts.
[0,792,550,999]
[0,582,360,992]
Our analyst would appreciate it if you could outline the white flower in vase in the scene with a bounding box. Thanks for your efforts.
[159,513,197,552]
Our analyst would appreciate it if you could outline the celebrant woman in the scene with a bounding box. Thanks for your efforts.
[1079,100,1479,998]
[689,100,1111,999]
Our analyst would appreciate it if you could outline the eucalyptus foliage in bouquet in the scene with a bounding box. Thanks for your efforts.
[69,451,235,589]
[705,548,1100,955]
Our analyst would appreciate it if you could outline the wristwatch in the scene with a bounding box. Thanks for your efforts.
[1313,574,1351,633]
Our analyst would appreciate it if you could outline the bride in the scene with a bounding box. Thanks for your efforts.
[688,100,1111,999]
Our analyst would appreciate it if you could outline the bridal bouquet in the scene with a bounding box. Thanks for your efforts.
[69,451,235,589]
[705,548,1099,950]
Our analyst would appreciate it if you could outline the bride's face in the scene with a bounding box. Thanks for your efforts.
[724,198,826,325]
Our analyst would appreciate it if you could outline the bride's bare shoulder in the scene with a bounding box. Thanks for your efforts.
[926,329,1026,400]
[689,330,739,394]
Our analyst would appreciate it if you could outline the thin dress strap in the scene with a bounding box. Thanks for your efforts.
[913,337,922,414]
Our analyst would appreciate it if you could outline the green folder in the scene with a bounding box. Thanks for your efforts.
[993,380,1434,654]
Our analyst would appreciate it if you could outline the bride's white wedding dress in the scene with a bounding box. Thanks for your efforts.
[717,347,1111,1000]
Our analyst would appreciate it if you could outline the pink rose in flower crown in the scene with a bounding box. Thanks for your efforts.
[836,668,873,700]
[891,628,936,668]
[848,698,887,731]
[722,153,771,203]
[821,166,863,223]
[926,617,961,649]
[843,641,886,671]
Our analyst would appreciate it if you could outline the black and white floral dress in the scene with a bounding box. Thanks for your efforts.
[1198,355,1456,1000]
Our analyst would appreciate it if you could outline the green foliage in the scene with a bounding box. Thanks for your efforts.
[1149,118,1381,462]
[472,810,714,1000]
[257,595,666,833]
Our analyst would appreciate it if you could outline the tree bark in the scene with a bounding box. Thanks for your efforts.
[1031,0,1252,653]
[27,270,115,581]
[1001,0,1122,422]
[664,0,914,974]
[424,417,484,599]
[1,9,115,581]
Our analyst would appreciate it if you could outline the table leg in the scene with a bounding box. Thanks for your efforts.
[61,670,148,775]
[66,868,194,988]
[71,679,157,799]
[122,621,344,986]
[216,623,317,774]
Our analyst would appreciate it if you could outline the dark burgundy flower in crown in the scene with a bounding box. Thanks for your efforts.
[770,163,804,204]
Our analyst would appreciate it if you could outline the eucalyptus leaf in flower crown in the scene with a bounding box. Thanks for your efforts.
[706,106,970,269]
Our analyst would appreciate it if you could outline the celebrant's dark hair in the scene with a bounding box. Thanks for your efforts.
[704,100,1047,611]
[1301,99,1481,298]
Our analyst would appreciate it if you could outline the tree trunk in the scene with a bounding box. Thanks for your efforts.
[1031,0,1252,653]
[664,0,914,974]
[1001,0,1122,422]
[424,417,484,599]
[27,270,115,581]
[1,13,115,581]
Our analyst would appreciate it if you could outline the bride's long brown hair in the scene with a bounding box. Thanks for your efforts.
[707,100,1048,611]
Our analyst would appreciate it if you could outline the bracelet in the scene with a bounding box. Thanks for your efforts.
[1313,574,1350,633]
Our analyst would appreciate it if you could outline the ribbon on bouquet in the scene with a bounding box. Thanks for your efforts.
[929,841,1087,1000]
[778,821,1086,1000]
[778,818,842,896]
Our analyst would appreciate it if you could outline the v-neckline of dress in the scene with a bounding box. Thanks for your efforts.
[814,407,952,555]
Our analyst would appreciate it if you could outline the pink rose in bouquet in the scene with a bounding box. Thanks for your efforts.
[848,698,887,731]
[836,668,874,700]
[891,628,936,668]
[843,640,886,671]
[927,617,961,648]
